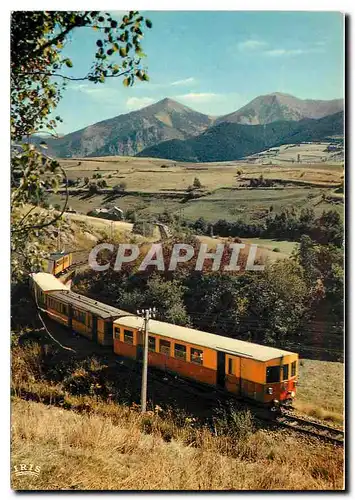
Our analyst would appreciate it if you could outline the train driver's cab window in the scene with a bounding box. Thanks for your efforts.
[282,364,289,380]
[123,329,134,344]
[159,339,171,356]
[266,366,280,383]
[174,343,186,360]
[191,348,203,365]
[291,361,297,377]
[148,336,156,352]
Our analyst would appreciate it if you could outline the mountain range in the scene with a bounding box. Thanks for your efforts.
[45,98,214,158]
[138,111,344,163]
[44,92,344,162]
[214,92,343,125]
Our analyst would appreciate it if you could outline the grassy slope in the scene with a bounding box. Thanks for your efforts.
[49,186,343,226]
[11,398,343,491]
[295,359,344,424]
[10,337,344,491]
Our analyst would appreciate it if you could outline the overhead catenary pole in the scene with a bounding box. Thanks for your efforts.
[137,307,157,413]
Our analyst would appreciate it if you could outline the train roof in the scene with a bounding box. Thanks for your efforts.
[114,316,297,362]
[30,272,69,292]
[50,290,131,320]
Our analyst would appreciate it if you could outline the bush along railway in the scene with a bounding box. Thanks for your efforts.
[29,271,344,446]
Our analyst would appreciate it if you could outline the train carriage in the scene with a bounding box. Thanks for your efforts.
[46,252,73,276]
[45,290,131,346]
[30,272,298,406]
[30,272,69,309]
[113,316,298,406]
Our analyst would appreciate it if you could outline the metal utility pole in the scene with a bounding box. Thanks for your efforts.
[137,307,157,413]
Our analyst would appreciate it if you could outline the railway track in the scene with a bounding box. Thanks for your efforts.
[116,356,345,445]
[276,411,344,445]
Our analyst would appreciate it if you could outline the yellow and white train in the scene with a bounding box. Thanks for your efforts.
[30,272,298,406]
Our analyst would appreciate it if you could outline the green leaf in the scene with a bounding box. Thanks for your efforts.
[96,40,103,47]
[65,59,73,68]
[123,77,130,87]
[119,47,127,57]
[145,19,153,28]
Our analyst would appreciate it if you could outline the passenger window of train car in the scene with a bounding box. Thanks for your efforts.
[123,329,134,344]
[191,348,203,365]
[174,343,186,360]
[73,309,86,324]
[148,336,156,352]
[159,340,171,356]
[291,361,297,377]
[266,366,280,383]
[228,358,234,375]
[52,300,67,315]
[282,364,289,380]
[114,327,120,339]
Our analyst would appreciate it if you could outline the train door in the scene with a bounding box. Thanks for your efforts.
[92,315,98,342]
[217,351,226,388]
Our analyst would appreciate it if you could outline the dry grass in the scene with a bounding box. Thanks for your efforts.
[295,359,344,426]
[11,398,344,491]
[59,156,343,193]
[11,344,344,491]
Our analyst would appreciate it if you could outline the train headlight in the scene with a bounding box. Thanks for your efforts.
[267,387,273,395]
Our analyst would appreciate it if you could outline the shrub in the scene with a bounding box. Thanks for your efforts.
[193,177,202,189]
[132,221,154,237]
[88,182,98,194]
[113,182,127,193]
[273,247,281,252]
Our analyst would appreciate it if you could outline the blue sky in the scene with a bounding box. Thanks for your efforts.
[54,11,344,134]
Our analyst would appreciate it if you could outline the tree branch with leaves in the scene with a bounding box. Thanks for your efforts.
[11,10,152,283]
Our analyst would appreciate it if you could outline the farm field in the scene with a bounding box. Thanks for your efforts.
[196,235,289,263]
[49,185,343,226]
[60,154,343,192]
[50,151,344,227]
[241,238,298,255]
[244,142,344,165]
